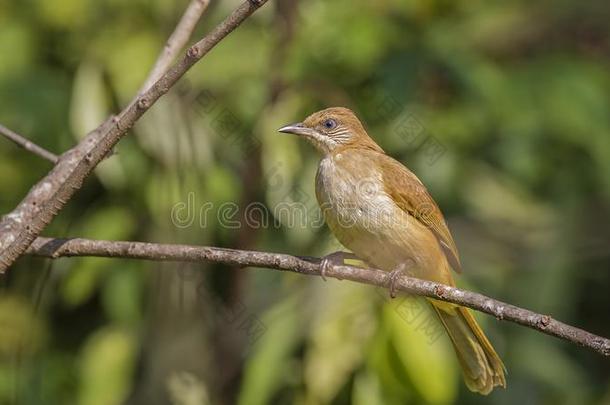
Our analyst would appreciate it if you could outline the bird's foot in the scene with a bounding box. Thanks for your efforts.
[319,251,362,281]
[387,269,402,299]
[387,260,414,298]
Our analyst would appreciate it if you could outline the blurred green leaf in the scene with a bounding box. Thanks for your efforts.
[0,17,36,78]
[77,327,136,405]
[102,263,143,324]
[352,370,385,405]
[238,296,302,405]
[167,371,211,405]
[0,294,45,356]
[70,61,109,138]
[62,207,136,307]
[34,0,89,30]
[303,283,377,404]
[385,299,458,404]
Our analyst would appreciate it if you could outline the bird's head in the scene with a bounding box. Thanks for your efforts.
[278,107,383,154]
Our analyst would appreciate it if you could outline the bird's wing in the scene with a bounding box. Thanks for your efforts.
[379,155,462,273]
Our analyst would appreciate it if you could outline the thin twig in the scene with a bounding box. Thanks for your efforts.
[0,124,58,164]
[141,0,211,93]
[0,0,269,273]
[26,236,610,358]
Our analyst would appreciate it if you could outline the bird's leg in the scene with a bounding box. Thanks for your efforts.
[388,259,414,298]
[319,251,365,281]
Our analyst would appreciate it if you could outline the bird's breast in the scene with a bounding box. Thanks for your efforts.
[317,155,391,227]
[315,152,448,280]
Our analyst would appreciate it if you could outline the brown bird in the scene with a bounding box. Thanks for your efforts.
[279,107,506,394]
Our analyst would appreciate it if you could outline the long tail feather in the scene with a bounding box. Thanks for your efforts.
[430,300,506,395]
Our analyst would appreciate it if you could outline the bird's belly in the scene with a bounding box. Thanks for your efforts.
[324,198,427,275]
[316,157,447,281]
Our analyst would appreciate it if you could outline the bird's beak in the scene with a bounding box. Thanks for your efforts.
[278,122,315,137]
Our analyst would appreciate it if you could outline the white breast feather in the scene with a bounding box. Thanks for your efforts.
[316,153,441,276]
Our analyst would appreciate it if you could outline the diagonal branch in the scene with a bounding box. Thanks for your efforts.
[0,0,270,274]
[140,0,211,93]
[26,236,610,358]
[0,123,59,164]
[0,1,209,166]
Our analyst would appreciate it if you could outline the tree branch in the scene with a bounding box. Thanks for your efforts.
[0,123,59,164]
[0,0,269,273]
[140,0,211,93]
[26,236,610,358]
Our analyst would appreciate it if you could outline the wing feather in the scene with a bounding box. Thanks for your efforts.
[379,155,462,273]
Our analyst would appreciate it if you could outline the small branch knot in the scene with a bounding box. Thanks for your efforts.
[434,285,447,298]
[538,315,551,329]
[137,97,150,109]
[187,45,200,58]
[601,342,610,357]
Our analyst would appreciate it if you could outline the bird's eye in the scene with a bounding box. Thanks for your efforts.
[323,119,337,130]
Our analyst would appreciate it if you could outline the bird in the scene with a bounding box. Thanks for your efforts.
[278,106,506,395]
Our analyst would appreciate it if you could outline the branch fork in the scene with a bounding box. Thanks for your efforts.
[0,0,269,273]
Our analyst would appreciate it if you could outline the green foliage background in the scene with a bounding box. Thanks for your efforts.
[1,0,609,404]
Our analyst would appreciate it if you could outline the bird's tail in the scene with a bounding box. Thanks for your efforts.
[430,300,506,395]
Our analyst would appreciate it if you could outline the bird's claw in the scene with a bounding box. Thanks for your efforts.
[387,269,402,298]
[319,251,359,281]
[319,258,331,281]
[387,261,413,298]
